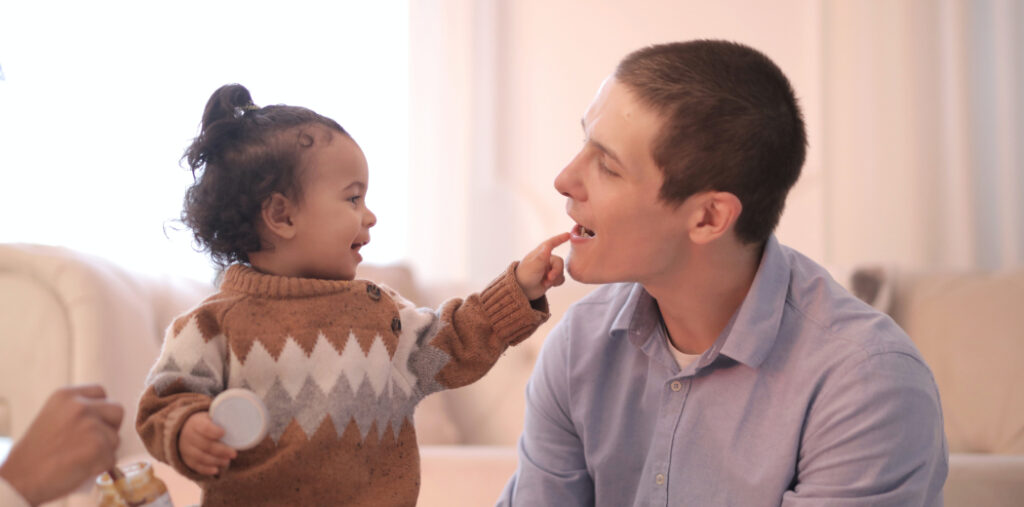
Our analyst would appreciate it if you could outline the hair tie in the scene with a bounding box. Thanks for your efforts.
[234,103,261,118]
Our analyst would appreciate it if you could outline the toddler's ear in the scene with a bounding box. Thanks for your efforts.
[261,192,297,239]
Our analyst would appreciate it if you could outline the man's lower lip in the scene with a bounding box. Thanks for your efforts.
[570,224,595,241]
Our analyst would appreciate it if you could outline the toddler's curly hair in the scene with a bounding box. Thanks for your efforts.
[181,84,347,267]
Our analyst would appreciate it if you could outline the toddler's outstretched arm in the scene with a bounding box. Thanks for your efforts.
[379,233,568,394]
[515,233,571,300]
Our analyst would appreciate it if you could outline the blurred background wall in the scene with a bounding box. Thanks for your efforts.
[409,0,1023,287]
[1,0,1020,287]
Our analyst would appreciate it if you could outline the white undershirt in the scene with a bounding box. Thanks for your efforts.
[655,302,703,370]
[661,321,702,369]
[667,337,702,369]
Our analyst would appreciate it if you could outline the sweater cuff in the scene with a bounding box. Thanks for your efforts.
[480,262,551,346]
[163,398,213,482]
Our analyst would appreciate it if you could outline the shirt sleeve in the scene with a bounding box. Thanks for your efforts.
[782,350,948,506]
[496,317,594,507]
[383,262,550,397]
[135,310,224,482]
[0,476,31,507]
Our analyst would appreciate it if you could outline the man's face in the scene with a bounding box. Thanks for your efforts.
[554,77,698,285]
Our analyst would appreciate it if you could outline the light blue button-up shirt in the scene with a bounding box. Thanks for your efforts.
[499,236,947,506]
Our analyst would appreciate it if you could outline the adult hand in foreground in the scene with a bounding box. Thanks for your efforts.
[0,384,124,506]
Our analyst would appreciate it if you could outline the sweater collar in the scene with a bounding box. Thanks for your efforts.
[220,264,366,298]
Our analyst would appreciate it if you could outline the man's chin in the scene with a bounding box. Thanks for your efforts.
[566,259,607,285]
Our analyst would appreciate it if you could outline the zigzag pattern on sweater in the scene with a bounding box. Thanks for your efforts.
[149,303,450,443]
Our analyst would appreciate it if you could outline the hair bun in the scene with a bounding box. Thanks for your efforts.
[202,83,255,128]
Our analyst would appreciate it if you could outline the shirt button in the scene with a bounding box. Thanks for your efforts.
[655,473,665,485]
[366,284,381,301]
[670,381,682,392]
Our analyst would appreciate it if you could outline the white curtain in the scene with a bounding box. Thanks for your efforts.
[822,0,1023,271]
[408,0,539,286]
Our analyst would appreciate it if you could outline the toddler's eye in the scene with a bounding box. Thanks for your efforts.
[347,195,362,205]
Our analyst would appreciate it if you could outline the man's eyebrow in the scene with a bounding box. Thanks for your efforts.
[581,117,624,165]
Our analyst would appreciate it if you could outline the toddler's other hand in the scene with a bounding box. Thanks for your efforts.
[180,412,237,476]
[515,232,571,300]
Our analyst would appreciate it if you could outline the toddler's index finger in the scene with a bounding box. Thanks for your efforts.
[537,232,571,257]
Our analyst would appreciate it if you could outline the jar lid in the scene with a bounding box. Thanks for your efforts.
[210,389,269,450]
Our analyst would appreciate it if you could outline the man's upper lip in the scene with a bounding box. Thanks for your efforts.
[567,211,591,230]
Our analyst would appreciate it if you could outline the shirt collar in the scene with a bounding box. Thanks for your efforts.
[713,235,791,368]
[610,235,791,370]
[610,283,649,339]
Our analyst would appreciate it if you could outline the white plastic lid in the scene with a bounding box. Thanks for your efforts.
[210,389,269,450]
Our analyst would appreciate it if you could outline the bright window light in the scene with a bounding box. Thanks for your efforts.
[0,1,409,283]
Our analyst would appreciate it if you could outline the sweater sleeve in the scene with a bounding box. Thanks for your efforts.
[383,262,550,396]
[136,309,227,482]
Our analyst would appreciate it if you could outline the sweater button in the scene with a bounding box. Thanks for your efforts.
[391,317,402,334]
[366,284,381,301]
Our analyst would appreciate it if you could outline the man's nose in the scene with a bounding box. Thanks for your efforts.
[554,152,585,200]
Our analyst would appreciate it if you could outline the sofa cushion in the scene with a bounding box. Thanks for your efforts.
[0,243,215,460]
[889,269,1024,454]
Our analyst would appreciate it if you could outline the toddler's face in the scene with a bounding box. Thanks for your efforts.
[287,133,376,280]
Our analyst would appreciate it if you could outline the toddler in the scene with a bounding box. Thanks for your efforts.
[136,84,568,506]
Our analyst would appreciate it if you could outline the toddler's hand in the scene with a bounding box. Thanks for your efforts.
[180,411,237,476]
[515,233,571,301]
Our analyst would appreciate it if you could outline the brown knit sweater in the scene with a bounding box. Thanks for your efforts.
[136,263,548,506]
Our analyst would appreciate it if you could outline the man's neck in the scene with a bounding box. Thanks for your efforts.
[645,240,763,355]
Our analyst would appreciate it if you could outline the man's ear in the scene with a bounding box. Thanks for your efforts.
[261,192,298,240]
[688,191,742,245]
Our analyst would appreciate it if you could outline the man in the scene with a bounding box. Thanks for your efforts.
[498,40,947,506]
[0,385,123,507]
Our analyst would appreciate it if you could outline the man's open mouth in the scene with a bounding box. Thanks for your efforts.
[574,224,596,238]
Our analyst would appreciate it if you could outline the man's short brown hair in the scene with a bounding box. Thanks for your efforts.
[615,40,807,245]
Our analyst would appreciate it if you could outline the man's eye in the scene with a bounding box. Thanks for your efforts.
[598,160,618,177]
